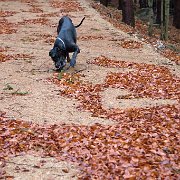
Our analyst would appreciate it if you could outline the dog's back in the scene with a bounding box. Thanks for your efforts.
[57,16,74,33]
[57,16,76,43]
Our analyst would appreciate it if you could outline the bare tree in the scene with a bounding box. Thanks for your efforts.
[161,0,170,40]
[139,0,148,8]
[118,0,123,10]
[122,0,135,27]
[148,0,154,36]
[156,0,161,24]
[164,0,170,40]
[173,0,180,29]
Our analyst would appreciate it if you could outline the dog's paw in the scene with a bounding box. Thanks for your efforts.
[70,59,76,67]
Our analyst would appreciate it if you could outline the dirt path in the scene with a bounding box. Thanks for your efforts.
[0,0,179,179]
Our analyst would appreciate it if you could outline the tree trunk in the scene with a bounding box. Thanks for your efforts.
[156,0,161,24]
[148,0,154,36]
[173,0,180,29]
[160,0,164,39]
[100,0,108,7]
[122,0,135,27]
[139,0,148,8]
[164,0,170,40]
[134,0,138,12]
[160,0,170,40]
[152,0,157,14]
[118,0,123,10]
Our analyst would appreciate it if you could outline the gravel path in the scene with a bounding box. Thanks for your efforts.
[0,0,179,179]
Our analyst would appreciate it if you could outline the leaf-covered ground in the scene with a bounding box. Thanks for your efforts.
[0,0,180,179]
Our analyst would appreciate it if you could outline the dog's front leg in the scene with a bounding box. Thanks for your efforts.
[67,52,70,63]
[70,45,80,67]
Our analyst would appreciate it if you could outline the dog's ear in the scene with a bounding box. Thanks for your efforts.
[49,49,55,58]
[57,25,60,35]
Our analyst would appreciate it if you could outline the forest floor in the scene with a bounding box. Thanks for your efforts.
[0,0,179,179]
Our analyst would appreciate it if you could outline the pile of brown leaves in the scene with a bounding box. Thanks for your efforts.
[41,34,55,44]
[160,49,180,65]
[51,56,179,119]
[0,50,34,63]
[0,0,37,3]
[50,0,84,13]
[19,18,49,26]
[120,40,143,49]
[20,0,38,3]
[38,12,62,18]
[21,33,55,44]
[28,5,44,13]
[78,35,104,41]
[0,19,17,34]
[0,11,17,17]
[51,56,179,178]
[93,56,179,99]
[0,53,12,62]
[0,102,179,179]
[0,9,49,35]
[1,55,179,178]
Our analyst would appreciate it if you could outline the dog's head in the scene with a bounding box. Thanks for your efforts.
[49,39,66,70]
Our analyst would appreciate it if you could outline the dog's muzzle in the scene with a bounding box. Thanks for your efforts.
[55,60,66,70]
[49,49,66,70]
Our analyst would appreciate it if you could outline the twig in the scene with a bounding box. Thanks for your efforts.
[72,64,87,75]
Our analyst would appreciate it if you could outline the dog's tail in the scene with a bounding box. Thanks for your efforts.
[75,17,85,28]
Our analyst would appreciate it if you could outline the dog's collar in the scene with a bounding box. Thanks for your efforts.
[57,37,66,49]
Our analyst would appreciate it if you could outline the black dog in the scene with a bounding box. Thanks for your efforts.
[49,16,85,70]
